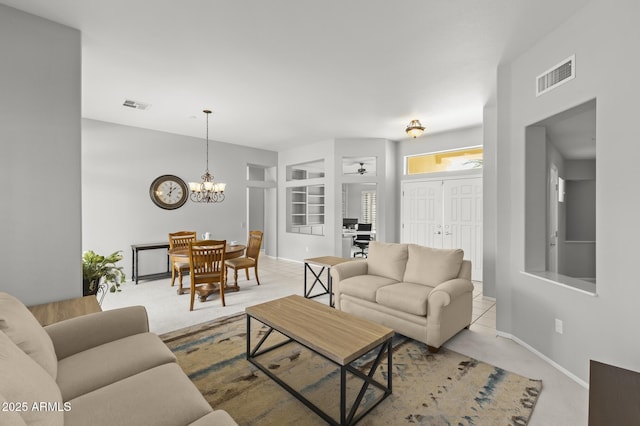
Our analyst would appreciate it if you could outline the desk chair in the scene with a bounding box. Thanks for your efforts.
[169,231,197,293]
[353,223,372,258]
[188,240,227,311]
[225,230,263,288]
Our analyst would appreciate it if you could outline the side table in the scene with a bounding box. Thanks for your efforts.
[303,256,352,307]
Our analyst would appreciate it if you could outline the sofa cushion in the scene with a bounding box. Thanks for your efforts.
[56,332,177,401]
[366,242,408,281]
[403,245,464,287]
[0,292,58,379]
[339,275,398,303]
[65,363,213,426]
[376,282,434,316]
[0,331,63,426]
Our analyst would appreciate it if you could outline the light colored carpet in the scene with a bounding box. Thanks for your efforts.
[161,312,542,426]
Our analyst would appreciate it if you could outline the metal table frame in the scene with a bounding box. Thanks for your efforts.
[130,242,171,284]
[304,256,351,307]
[246,314,392,426]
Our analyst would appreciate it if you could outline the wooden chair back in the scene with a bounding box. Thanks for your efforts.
[246,230,263,261]
[188,240,227,310]
[169,231,197,250]
[188,240,227,283]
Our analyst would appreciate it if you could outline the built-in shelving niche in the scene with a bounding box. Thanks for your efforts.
[286,160,325,235]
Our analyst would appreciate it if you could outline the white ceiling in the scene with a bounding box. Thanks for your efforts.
[2,0,590,151]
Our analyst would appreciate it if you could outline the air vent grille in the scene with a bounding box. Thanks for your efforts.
[123,99,151,110]
[536,55,575,96]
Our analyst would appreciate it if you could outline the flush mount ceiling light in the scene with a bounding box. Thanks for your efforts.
[406,119,425,138]
[188,110,226,203]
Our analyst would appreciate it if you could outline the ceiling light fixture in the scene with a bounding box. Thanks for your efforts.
[189,110,226,203]
[406,119,425,138]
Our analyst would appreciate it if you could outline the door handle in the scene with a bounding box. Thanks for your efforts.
[444,231,452,236]
[434,231,442,235]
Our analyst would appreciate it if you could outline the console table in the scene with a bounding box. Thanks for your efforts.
[131,242,171,284]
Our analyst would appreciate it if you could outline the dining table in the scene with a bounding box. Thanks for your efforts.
[169,243,246,298]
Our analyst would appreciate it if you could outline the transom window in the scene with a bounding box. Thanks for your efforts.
[406,147,483,175]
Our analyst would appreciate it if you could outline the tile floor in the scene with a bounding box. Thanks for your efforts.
[102,255,587,425]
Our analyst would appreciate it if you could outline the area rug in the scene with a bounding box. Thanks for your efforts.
[161,313,542,425]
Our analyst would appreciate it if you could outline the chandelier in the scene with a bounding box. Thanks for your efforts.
[189,110,226,203]
[406,119,425,138]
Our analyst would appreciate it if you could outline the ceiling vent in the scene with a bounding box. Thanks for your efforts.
[123,99,151,110]
[536,55,575,97]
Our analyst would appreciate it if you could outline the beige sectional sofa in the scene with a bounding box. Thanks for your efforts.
[331,241,474,352]
[0,292,236,426]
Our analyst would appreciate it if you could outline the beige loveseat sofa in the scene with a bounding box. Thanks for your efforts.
[331,241,473,352]
[0,292,236,426]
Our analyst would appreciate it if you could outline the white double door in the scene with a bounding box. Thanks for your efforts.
[401,177,483,281]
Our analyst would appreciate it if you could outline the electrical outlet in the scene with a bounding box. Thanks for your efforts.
[305,246,309,252]
[555,318,563,334]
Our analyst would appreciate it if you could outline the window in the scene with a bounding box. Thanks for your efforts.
[406,147,483,175]
[361,191,376,231]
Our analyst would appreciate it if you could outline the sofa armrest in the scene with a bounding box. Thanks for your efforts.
[330,260,368,283]
[428,278,474,308]
[44,306,149,360]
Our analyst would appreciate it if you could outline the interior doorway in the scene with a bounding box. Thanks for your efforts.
[247,164,277,257]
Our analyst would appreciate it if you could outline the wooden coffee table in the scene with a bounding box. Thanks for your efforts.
[246,295,393,425]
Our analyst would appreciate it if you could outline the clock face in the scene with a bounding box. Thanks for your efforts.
[149,175,188,210]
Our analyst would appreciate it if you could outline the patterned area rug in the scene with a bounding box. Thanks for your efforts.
[161,313,542,425]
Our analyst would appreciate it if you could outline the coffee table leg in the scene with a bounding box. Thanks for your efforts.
[387,339,393,392]
[246,314,251,360]
[340,366,347,425]
[328,267,333,308]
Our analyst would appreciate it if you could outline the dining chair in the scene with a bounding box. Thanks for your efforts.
[225,230,263,288]
[188,240,227,311]
[169,231,197,294]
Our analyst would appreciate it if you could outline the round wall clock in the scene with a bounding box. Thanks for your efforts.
[149,175,188,210]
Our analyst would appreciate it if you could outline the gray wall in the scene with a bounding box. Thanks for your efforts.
[82,119,277,278]
[493,0,640,382]
[483,102,498,298]
[0,5,82,305]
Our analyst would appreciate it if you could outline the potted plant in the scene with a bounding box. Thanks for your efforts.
[82,250,126,297]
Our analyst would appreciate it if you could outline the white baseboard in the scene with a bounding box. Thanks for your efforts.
[496,330,589,389]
